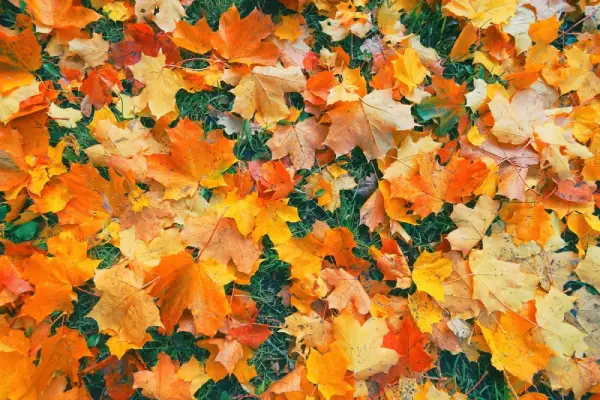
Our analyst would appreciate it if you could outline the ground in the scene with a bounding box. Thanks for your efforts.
[0,0,590,398]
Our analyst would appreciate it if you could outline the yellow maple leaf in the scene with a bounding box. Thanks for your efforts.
[479,312,553,383]
[128,50,183,118]
[535,288,588,357]
[333,311,399,379]
[469,249,537,313]
[88,263,163,351]
[446,195,500,255]
[231,66,306,125]
[443,0,518,28]
[412,251,453,301]
[252,198,300,244]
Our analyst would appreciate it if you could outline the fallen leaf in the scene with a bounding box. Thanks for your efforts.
[146,119,237,199]
[128,50,183,118]
[134,0,185,33]
[267,117,326,170]
[231,65,306,124]
[321,268,371,314]
[150,252,230,336]
[306,341,353,399]
[470,249,537,313]
[68,34,109,68]
[412,251,453,301]
[88,263,162,349]
[324,89,415,160]
[479,312,552,382]
[133,353,193,400]
[383,316,434,376]
[211,5,279,66]
[333,311,399,379]
[446,195,500,255]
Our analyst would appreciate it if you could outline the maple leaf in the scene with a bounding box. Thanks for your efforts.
[408,291,444,334]
[499,202,555,246]
[469,249,538,313]
[86,119,166,165]
[383,316,434,376]
[213,338,246,375]
[88,263,162,349]
[0,256,33,306]
[135,0,185,33]
[133,353,193,400]
[416,77,466,134]
[226,322,272,348]
[305,164,357,212]
[248,160,295,200]
[57,163,126,238]
[446,195,500,255]
[199,339,257,386]
[391,48,428,95]
[0,350,35,400]
[306,342,353,399]
[522,250,578,291]
[251,198,300,244]
[441,251,482,320]
[68,34,109,68]
[0,124,66,199]
[48,104,83,128]
[391,152,488,217]
[360,189,386,232]
[181,211,261,274]
[443,0,517,28]
[0,83,41,123]
[267,117,326,170]
[176,357,210,396]
[173,19,213,54]
[33,327,92,393]
[276,233,323,286]
[479,312,553,382]
[575,246,600,289]
[119,189,175,243]
[545,356,600,399]
[534,121,593,180]
[3,0,600,397]
[556,47,600,104]
[383,135,442,182]
[128,50,183,118]
[535,288,588,357]
[320,1,373,41]
[21,231,100,321]
[263,365,315,398]
[369,238,412,289]
[0,27,42,92]
[333,311,400,379]
[281,311,334,355]
[146,119,237,199]
[488,90,546,145]
[211,5,279,66]
[28,0,101,29]
[231,65,306,124]
[80,66,123,109]
[412,251,453,301]
[554,179,596,204]
[324,89,415,161]
[321,268,371,314]
[574,288,600,357]
[150,252,230,336]
[321,227,364,268]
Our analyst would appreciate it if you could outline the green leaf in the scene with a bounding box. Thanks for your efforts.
[5,219,43,243]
